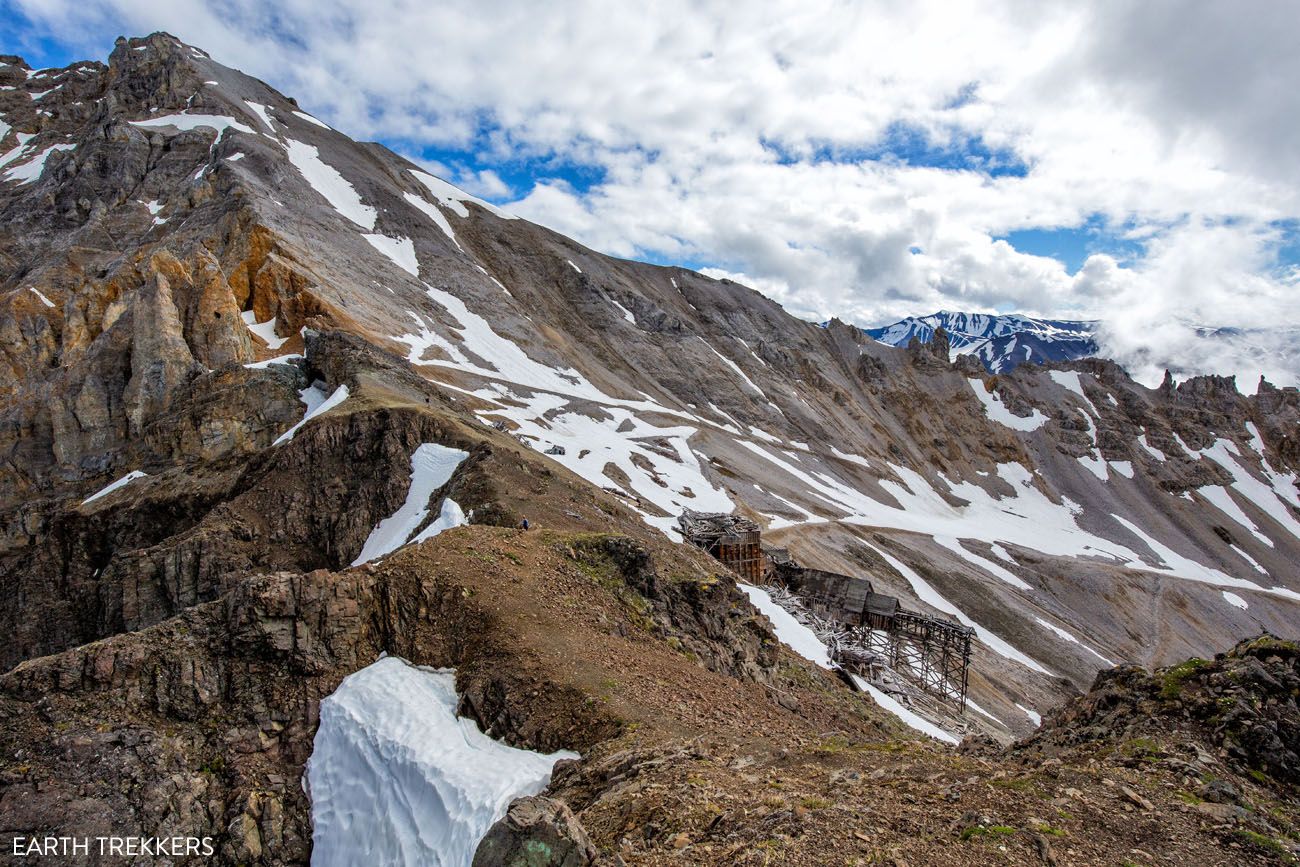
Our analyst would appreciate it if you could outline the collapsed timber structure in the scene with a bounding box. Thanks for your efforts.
[676,510,765,582]
[679,509,974,710]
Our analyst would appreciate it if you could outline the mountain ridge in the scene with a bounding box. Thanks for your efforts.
[0,32,1298,864]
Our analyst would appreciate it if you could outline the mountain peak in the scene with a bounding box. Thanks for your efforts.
[864,309,1100,372]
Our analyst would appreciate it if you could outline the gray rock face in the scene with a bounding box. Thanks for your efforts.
[472,795,600,867]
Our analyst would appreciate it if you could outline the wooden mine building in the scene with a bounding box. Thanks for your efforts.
[679,510,974,709]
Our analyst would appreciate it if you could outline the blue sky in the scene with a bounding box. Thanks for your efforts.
[3,1,1299,385]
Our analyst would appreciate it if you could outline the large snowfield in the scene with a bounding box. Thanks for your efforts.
[305,656,577,867]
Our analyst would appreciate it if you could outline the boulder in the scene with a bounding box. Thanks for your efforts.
[472,795,599,867]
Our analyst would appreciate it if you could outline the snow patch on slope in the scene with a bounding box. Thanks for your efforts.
[3,142,75,184]
[306,656,576,867]
[131,113,254,139]
[410,170,517,220]
[1048,370,1100,416]
[1032,617,1115,666]
[1195,438,1300,544]
[1197,485,1273,547]
[244,353,302,370]
[1222,591,1249,610]
[850,675,960,745]
[274,383,350,446]
[738,583,832,669]
[610,297,636,324]
[392,285,735,536]
[403,192,463,251]
[364,234,420,277]
[242,100,277,133]
[480,385,732,536]
[352,443,469,565]
[967,379,1047,431]
[292,110,331,129]
[285,139,376,230]
[1111,514,1297,600]
[241,310,288,350]
[703,340,766,398]
[0,133,35,170]
[1137,432,1167,462]
[933,536,1032,591]
[82,470,148,506]
[862,541,1054,676]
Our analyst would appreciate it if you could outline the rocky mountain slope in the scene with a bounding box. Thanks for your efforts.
[0,32,1297,865]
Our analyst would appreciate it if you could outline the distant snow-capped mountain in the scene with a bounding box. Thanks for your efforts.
[864,311,1099,373]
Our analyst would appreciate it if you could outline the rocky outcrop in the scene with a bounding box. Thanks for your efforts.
[1021,634,1300,786]
[0,509,791,864]
[0,328,497,669]
[472,796,600,867]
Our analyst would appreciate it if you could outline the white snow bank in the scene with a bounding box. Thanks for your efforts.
[352,443,469,565]
[1230,544,1268,576]
[363,233,420,277]
[830,447,872,469]
[1108,460,1135,479]
[850,675,959,744]
[934,536,1032,591]
[403,192,463,251]
[285,139,376,230]
[1015,703,1042,727]
[29,287,54,308]
[1222,591,1248,610]
[409,170,517,220]
[143,199,166,225]
[1137,432,1167,462]
[392,280,733,537]
[1048,370,1101,417]
[0,133,35,171]
[738,583,832,669]
[967,379,1047,432]
[610,297,636,325]
[409,498,467,546]
[293,110,331,129]
[244,353,302,370]
[82,470,148,505]
[131,113,254,136]
[1195,438,1300,544]
[306,656,577,867]
[243,100,276,133]
[1112,514,1298,601]
[4,142,75,184]
[702,339,765,398]
[241,310,288,350]
[1197,485,1272,547]
[274,384,349,446]
[1032,616,1115,666]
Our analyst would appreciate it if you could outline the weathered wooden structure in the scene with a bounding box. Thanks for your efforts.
[680,510,973,710]
[678,510,765,583]
[834,614,973,708]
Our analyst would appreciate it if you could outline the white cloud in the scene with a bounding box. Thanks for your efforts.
[15,0,1300,384]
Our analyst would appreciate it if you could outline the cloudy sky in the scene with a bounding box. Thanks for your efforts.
[5,0,1299,385]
